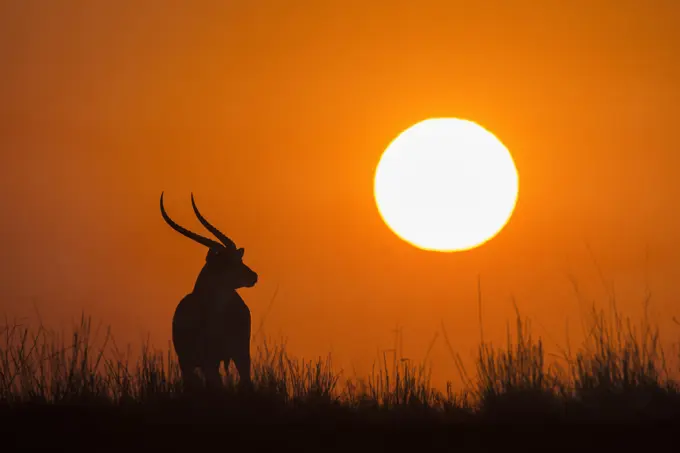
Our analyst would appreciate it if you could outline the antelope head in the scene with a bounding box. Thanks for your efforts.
[160,192,259,289]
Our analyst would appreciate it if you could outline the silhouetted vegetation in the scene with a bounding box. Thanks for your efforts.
[1,303,679,448]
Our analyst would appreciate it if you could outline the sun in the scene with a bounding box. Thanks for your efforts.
[374,118,519,252]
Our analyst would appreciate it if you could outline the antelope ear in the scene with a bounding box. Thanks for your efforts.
[237,248,245,258]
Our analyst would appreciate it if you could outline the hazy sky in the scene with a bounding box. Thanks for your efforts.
[1,1,679,385]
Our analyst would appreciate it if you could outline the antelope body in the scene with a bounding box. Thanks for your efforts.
[160,192,258,392]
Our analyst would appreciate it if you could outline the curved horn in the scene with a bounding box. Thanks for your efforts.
[190,193,237,250]
[160,192,224,249]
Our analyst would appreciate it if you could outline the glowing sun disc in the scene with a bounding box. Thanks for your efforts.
[374,118,519,252]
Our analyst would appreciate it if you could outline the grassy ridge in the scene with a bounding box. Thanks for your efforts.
[1,304,679,424]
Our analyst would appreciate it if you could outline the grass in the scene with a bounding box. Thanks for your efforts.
[2,301,679,429]
[1,307,677,452]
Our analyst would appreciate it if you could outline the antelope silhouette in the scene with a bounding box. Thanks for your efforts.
[160,192,258,392]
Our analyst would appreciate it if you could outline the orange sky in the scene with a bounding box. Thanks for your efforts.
[1,1,679,387]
